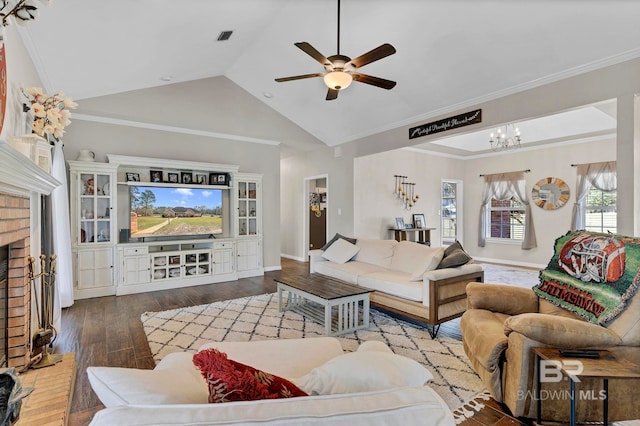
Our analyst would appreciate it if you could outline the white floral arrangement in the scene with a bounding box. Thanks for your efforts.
[23,87,77,140]
[1,0,51,27]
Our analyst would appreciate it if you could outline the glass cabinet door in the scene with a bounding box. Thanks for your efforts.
[79,172,112,244]
[237,180,259,236]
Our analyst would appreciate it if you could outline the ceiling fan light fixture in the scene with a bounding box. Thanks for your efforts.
[323,71,352,90]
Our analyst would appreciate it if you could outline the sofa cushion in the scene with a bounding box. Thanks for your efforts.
[87,355,209,407]
[294,350,433,395]
[358,270,422,302]
[322,238,360,264]
[321,233,357,251]
[354,238,398,268]
[88,387,456,426]
[389,241,444,279]
[437,241,472,269]
[193,348,308,403]
[314,261,387,285]
[198,337,344,379]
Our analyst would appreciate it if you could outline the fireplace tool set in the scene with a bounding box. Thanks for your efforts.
[27,254,61,369]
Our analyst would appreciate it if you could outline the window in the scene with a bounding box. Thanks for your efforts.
[478,170,536,249]
[489,198,525,241]
[441,181,458,244]
[584,187,616,233]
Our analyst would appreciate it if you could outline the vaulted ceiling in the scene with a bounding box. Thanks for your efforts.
[18,0,640,156]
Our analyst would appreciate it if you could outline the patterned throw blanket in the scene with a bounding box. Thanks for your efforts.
[534,230,640,325]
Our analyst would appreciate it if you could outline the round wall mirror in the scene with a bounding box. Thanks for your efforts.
[531,177,570,210]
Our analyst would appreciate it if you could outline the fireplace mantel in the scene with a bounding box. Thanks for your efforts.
[0,140,61,195]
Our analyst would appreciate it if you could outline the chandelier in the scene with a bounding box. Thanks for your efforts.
[393,175,419,211]
[489,124,521,151]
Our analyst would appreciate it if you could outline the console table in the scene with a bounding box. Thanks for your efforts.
[389,227,434,244]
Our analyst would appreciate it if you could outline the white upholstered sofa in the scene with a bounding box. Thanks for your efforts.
[87,337,455,425]
[310,238,484,337]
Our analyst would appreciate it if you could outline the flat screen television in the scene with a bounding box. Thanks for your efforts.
[129,185,225,240]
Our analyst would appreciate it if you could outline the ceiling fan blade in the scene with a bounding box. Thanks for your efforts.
[352,73,396,90]
[275,73,324,82]
[347,43,396,69]
[295,42,332,67]
[326,88,339,101]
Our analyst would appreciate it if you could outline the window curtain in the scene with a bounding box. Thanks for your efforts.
[478,171,537,250]
[571,161,616,231]
[51,140,74,334]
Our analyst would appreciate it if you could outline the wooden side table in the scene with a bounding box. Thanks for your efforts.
[389,227,434,244]
[534,347,640,426]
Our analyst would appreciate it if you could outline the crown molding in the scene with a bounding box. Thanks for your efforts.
[72,114,281,146]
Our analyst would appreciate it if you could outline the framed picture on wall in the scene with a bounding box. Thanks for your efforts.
[126,172,140,182]
[395,217,405,230]
[195,174,207,185]
[181,172,193,184]
[412,213,426,229]
[150,170,163,183]
[167,173,179,183]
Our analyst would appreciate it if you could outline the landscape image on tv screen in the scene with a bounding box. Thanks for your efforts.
[130,186,223,238]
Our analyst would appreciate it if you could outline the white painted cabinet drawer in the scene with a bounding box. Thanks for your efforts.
[213,242,234,250]
[123,246,149,256]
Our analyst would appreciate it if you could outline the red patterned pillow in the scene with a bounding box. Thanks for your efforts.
[192,348,308,403]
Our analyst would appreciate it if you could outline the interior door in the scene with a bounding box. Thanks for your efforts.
[441,180,462,246]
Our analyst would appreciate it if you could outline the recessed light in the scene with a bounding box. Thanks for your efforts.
[263,92,274,99]
[160,75,173,82]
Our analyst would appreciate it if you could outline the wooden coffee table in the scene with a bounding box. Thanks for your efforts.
[275,274,372,336]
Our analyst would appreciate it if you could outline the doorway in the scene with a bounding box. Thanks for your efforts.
[303,175,328,261]
[441,179,463,246]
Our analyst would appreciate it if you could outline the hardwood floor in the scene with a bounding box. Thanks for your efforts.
[54,257,526,425]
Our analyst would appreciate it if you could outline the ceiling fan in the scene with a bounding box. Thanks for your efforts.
[275,0,397,101]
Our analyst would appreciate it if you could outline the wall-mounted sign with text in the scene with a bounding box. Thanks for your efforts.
[409,109,482,140]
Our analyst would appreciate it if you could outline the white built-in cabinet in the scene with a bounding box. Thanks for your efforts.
[68,161,118,299]
[235,173,263,278]
[69,156,264,299]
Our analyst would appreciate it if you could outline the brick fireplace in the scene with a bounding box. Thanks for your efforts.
[0,192,31,368]
[0,140,60,370]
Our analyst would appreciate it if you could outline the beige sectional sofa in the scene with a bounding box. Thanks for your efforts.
[310,238,484,337]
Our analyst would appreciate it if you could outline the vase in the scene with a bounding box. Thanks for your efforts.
[76,149,95,162]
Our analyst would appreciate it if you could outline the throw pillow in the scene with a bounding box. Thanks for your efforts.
[192,348,308,403]
[321,238,360,264]
[437,240,472,269]
[293,351,433,395]
[321,233,357,251]
[87,366,209,407]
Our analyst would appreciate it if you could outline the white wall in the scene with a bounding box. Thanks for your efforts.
[463,138,616,267]
[280,146,354,260]
[354,149,463,243]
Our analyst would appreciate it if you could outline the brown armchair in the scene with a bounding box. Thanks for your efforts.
[461,280,640,422]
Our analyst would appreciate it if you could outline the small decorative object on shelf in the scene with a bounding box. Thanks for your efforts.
[412,213,426,229]
[395,217,405,229]
[76,150,95,162]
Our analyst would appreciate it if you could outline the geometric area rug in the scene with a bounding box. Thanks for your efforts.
[141,292,488,418]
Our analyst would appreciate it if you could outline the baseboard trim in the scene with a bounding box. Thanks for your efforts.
[263,265,282,272]
[280,253,307,262]
[473,257,546,270]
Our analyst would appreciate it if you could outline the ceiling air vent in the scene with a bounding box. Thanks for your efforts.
[217,31,233,41]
